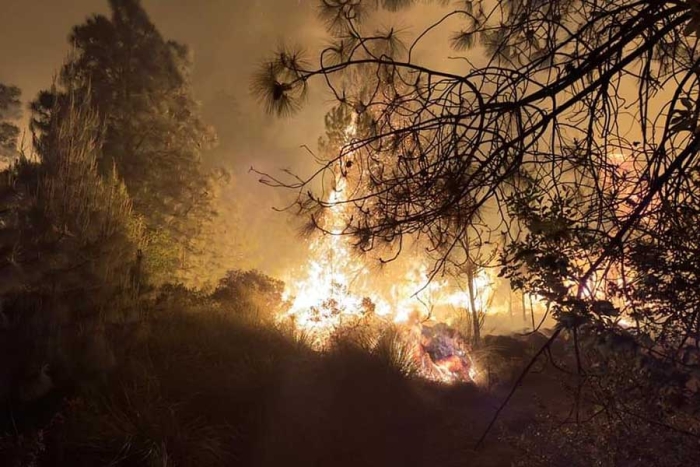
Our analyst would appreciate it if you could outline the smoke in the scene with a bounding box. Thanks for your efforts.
[0,0,527,290]
[135,1,480,276]
[139,0,334,275]
[0,0,556,336]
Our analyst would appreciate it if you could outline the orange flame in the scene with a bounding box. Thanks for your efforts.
[278,119,504,383]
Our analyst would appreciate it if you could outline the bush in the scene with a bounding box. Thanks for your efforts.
[212,269,285,321]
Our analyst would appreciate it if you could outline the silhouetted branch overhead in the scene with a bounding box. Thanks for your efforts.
[255,0,700,346]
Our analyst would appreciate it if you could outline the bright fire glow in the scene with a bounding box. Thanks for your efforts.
[279,119,500,384]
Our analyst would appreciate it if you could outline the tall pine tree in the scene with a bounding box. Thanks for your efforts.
[0,84,21,161]
[32,0,220,285]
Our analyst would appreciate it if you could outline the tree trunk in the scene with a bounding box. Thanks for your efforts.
[466,264,480,347]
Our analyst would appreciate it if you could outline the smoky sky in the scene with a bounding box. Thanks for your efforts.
[0,0,335,275]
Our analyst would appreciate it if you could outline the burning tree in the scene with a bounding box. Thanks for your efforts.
[254,0,700,444]
[271,101,491,382]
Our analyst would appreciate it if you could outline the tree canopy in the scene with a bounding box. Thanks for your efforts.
[0,84,21,160]
[31,0,221,285]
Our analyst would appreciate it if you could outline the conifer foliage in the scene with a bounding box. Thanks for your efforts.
[32,0,220,284]
[0,90,144,403]
[0,84,21,160]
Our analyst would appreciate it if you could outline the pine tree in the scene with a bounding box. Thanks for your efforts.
[1,89,143,308]
[32,0,221,285]
[0,89,144,398]
[0,84,21,161]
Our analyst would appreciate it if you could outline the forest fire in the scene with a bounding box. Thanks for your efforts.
[278,144,491,383]
[279,249,483,383]
[7,1,700,465]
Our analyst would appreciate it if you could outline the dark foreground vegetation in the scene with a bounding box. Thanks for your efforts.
[3,0,700,465]
[3,280,699,467]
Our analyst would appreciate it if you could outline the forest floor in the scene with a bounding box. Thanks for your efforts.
[1,289,698,467]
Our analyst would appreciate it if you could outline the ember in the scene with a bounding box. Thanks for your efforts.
[419,323,476,383]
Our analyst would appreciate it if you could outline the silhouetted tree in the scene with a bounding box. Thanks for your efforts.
[0,84,21,160]
[32,0,221,285]
[0,89,144,401]
[1,91,142,298]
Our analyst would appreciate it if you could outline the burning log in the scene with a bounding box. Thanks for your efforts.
[418,323,475,383]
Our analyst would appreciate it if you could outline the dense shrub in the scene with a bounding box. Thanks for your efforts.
[212,269,285,320]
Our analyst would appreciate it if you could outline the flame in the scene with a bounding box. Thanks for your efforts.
[275,144,656,384]
[278,119,502,383]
